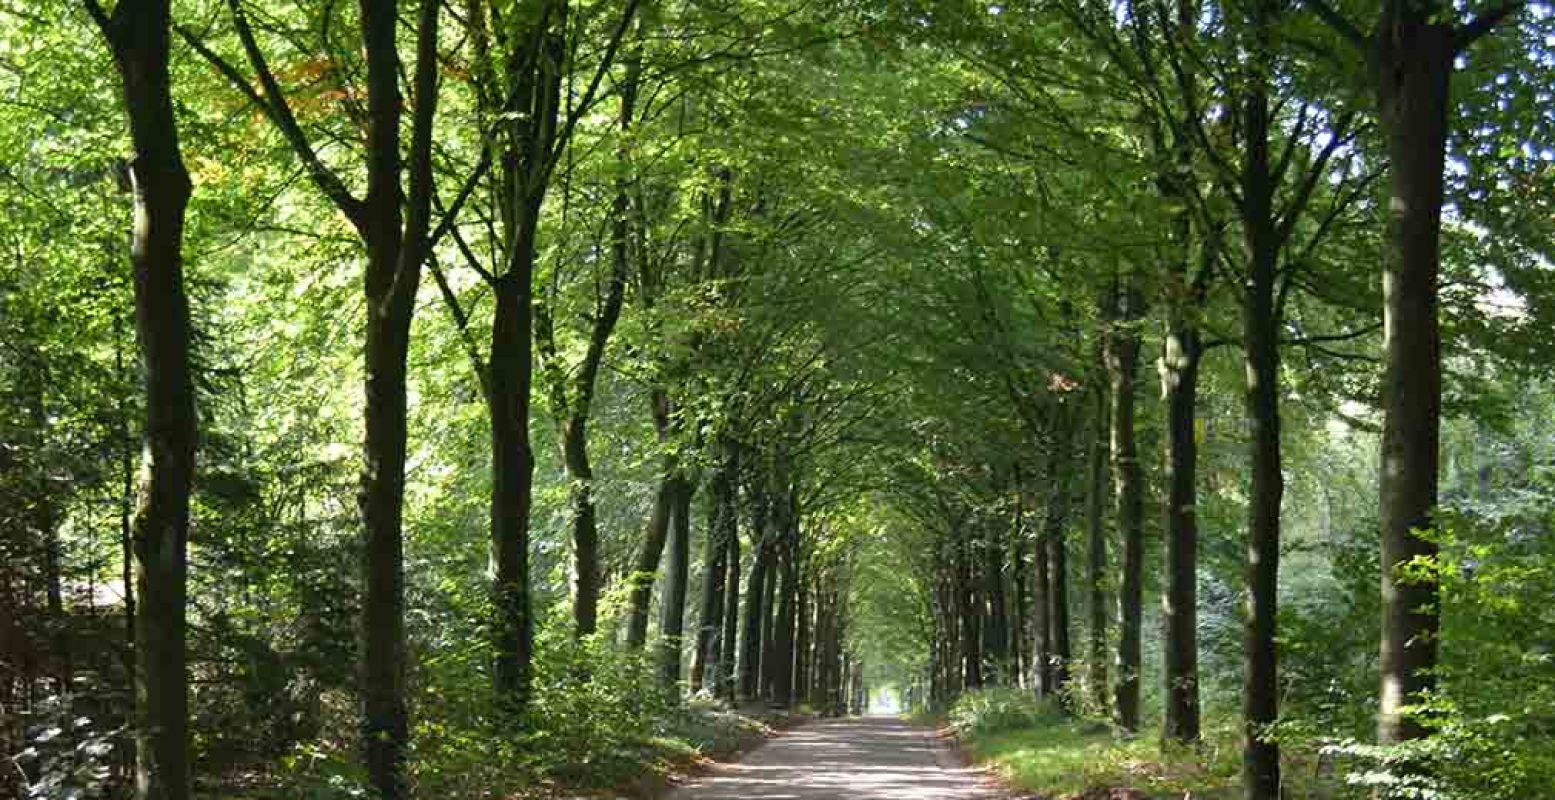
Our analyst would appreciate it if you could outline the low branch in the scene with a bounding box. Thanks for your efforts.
[1454,0,1524,52]
[1299,0,1369,52]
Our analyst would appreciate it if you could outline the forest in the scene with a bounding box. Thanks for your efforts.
[2,0,1553,797]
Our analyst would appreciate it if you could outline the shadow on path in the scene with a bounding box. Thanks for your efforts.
[667,716,999,799]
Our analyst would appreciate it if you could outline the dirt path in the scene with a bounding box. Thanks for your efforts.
[666,716,1000,799]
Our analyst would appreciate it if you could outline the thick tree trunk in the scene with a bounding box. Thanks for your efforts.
[1240,54,1282,800]
[740,489,772,700]
[490,271,534,709]
[1046,426,1074,702]
[626,388,674,648]
[658,477,694,689]
[1048,516,1072,700]
[93,3,197,796]
[693,440,738,692]
[1109,280,1145,733]
[1162,306,1203,743]
[626,465,674,647]
[759,529,781,699]
[1086,332,1112,715]
[1011,496,1029,688]
[1033,513,1052,695]
[984,520,1009,682]
[720,529,741,701]
[1374,18,1451,746]
[958,531,983,690]
[771,543,799,707]
[564,419,603,636]
[691,510,728,693]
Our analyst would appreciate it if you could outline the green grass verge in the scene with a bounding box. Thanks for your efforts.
[962,720,1245,799]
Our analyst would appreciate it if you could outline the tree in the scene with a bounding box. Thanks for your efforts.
[184,0,443,792]
[85,1,197,796]
[1301,0,1523,745]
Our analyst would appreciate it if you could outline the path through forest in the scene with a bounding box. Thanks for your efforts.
[667,717,1000,799]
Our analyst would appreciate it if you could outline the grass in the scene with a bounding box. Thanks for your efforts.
[958,717,1246,799]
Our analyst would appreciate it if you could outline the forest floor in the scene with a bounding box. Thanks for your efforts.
[659,716,1004,799]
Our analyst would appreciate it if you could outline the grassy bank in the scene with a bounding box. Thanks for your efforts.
[946,689,1347,799]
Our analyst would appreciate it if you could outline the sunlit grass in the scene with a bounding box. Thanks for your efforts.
[963,719,1245,798]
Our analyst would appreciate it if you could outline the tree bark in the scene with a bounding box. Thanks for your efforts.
[186,2,440,789]
[90,3,197,796]
[1109,278,1145,733]
[1161,315,1203,744]
[1239,35,1282,797]
[720,519,742,701]
[958,528,983,690]
[740,484,772,700]
[984,518,1009,683]
[691,462,731,693]
[1373,13,1451,746]
[358,3,440,794]
[489,270,535,710]
[693,438,740,692]
[1086,320,1112,715]
[1011,492,1029,688]
[658,476,694,689]
[1161,216,1208,744]
[625,408,675,649]
[1034,508,1052,695]
[1046,420,1075,702]
[770,492,800,708]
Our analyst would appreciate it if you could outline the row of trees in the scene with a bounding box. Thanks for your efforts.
[4,0,1554,798]
[4,0,900,797]
[859,0,1551,798]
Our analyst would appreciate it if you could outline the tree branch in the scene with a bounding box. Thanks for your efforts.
[1283,321,1381,346]
[1275,112,1357,248]
[1454,0,1523,52]
[81,0,112,38]
[179,4,366,227]
[1298,0,1369,52]
[543,0,643,182]
[427,252,490,401]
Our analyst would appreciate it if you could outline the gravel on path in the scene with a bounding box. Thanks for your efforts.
[665,716,1002,799]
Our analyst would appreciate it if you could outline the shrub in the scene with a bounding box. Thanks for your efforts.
[948,686,1061,738]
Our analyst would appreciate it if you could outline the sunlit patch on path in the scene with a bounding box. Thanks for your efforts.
[668,716,1000,799]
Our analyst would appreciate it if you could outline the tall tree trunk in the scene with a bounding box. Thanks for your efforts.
[1011,490,1029,688]
[740,486,772,700]
[721,526,742,701]
[984,519,1009,683]
[771,545,799,708]
[563,419,604,636]
[1109,279,1145,733]
[1033,511,1052,695]
[693,438,739,691]
[1240,37,1282,798]
[1086,330,1112,715]
[90,3,197,797]
[691,483,729,694]
[1161,314,1203,744]
[1047,420,1074,702]
[760,526,781,700]
[484,0,560,703]
[658,476,694,689]
[959,530,983,690]
[626,415,675,649]
[184,2,440,790]
[1373,13,1451,746]
[489,270,534,710]
[358,3,440,794]
[1160,196,1208,741]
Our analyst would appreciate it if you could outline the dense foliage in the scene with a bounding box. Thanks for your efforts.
[2,0,1553,798]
